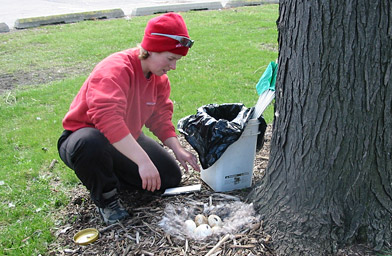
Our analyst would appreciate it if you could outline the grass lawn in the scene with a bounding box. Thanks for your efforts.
[0,5,278,255]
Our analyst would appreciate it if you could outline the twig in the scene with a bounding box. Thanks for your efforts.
[98,222,120,233]
[5,91,16,105]
[48,159,58,170]
[205,234,231,256]
[21,230,42,243]
[253,64,268,74]
[230,244,256,249]
[127,225,149,236]
[211,193,240,201]
[142,220,159,235]
[165,234,173,246]
[125,234,136,241]
[139,250,154,256]
[209,249,222,256]
[185,239,189,254]
[150,234,156,246]
[117,221,128,234]
[136,231,140,244]
[117,220,135,241]
[122,244,132,256]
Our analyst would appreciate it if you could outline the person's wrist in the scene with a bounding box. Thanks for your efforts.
[135,154,152,167]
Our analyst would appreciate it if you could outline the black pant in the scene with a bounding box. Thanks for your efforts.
[57,127,182,207]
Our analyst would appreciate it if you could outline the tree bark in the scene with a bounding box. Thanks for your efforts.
[248,0,392,255]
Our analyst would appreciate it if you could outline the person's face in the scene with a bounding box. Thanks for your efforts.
[147,51,182,76]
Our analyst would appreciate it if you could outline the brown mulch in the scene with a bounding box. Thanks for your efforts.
[48,125,274,256]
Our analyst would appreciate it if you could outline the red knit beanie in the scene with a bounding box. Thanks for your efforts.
[141,13,191,56]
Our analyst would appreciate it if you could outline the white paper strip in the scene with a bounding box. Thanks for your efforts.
[162,184,202,196]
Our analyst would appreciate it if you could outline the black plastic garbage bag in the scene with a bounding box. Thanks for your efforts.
[256,115,267,151]
[178,103,266,169]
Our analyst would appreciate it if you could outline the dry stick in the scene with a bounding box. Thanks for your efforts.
[165,234,173,246]
[141,220,154,232]
[205,234,231,256]
[117,220,138,242]
[99,222,120,233]
[139,249,154,256]
[48,159,58,170]
[128,226,149,236]
[5,91,16,104]
[122,244,132,256]
[207,249,222,256]
[230,244,256,249]
[136,231,140,244]
[141,220,161,242]
[150,234,156,246]
[211,193,240,201]
[117,221,129,233]
[185,239,189,254]
[198,241,216,251]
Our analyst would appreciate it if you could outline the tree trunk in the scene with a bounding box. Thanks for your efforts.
[248,0,392,255]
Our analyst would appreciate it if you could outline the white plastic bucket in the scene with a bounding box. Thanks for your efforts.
[200,118,260,192]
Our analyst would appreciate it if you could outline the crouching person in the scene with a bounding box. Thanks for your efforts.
[57,13,200,224]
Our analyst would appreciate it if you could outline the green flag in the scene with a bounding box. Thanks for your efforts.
[256,61,278,95]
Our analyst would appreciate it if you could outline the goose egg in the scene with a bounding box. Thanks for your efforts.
[208,214,222,227]
[184,219,197,233]
[194,224,212,239]
[194,214,208,226]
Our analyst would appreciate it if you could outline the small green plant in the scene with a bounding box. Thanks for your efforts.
[0,5,278,254]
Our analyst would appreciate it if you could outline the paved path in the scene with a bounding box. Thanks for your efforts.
[0,0,229,29]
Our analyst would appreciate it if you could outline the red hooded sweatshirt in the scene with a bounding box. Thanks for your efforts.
[62,48,177,144]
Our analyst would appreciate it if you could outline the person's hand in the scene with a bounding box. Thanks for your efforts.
[112,134,162,192]
[174,148,201,172]
[164,137,201,172]
[138,161,161,192]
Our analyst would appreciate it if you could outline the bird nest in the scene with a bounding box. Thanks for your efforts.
[159,197,260,241]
